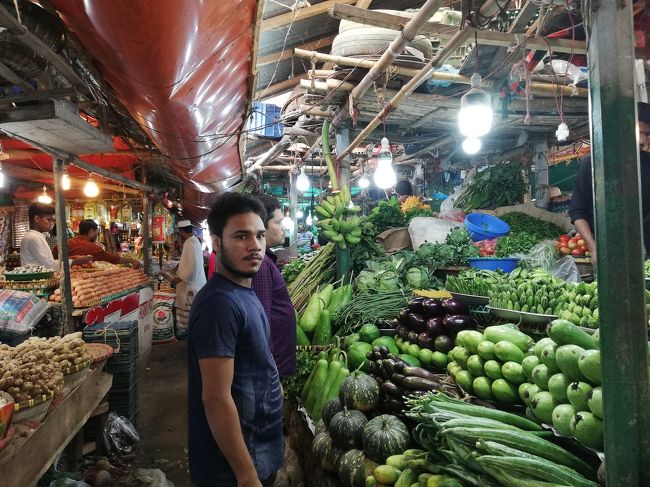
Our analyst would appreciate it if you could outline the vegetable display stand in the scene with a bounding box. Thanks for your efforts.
[0,366,112,486]
[433,266,468,281]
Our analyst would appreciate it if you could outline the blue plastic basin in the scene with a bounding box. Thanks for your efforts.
[464,213,510,241]
[467,257,519,273]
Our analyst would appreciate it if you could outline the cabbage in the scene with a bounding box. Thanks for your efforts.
[378,270,400,291]
[406,266,430,289]
[355,270,377,292]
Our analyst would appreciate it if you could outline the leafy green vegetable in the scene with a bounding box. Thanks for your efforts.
[495,212,565,257]
[455,161,527,212]
[281,259,304,285]
[350,221,384,274]
[355,269,378,293]
[282,349,320,402]
[367,196,405,232]
[405,266,430,289]
[378,270,400,291]
[404,206,435,220]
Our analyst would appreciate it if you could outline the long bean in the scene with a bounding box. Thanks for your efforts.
[333,289,410,336]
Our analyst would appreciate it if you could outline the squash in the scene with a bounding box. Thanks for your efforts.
[361,414,411,463]
[337,449,380,487]
[312,432,343,473]
[339,372,380,412]
[329,408,368,449]
[322,398,344,428]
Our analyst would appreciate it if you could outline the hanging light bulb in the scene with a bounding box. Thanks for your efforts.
[458,73,493,138]
[61,172,71,191]
[462,137,482,155]
[296,209,304,219]
[296,167,310,192]
[373,137,396,189]
[358,173,370,189]
[37,186,52,204]
[306,213,313,226]
[84,174,100,197]
[0,162,4,188]
[281,212,293,230]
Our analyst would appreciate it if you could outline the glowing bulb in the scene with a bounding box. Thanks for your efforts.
[458,73,493,138]
[462,137,482,155]
[296,167,310,192]
[281,216,293,230]
[84,175,99,197]
[373,137,396,189]
[0,164,4,188]
[296,209,304,219]
[61,173,71,191]
[37,186,52,204]
[358,175,370,188]
[306,213,313,225]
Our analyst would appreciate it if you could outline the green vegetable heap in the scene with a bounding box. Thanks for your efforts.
[367,196,406,232]
[495,212,565,257]
[416,228,480,268]
[455,161,527,212]
[445,270,504,297]
[489,268,567,316]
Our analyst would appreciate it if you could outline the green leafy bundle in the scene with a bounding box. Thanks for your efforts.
[281,349,320,402]
[455,161,527,212]
[416,227,480,267]
[367,196,406,232]
[350,221,384,274]
[495,212,565,257]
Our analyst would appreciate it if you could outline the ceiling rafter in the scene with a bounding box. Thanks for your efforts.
[262,0,356,31]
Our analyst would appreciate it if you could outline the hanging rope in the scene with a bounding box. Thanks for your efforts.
[510,59,532,125]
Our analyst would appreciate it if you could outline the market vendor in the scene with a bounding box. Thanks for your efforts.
[21,203,93,270]
[159,220,207,338]
[395,179,414,203]
[569,102,650,261]
[68,219,142,268]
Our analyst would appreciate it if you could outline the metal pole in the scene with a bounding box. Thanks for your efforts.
[53,158,74,333]
[142,182,153,276]
[587,1,650,484]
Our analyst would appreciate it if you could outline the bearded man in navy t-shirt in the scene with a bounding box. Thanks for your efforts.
[187,193,284,487]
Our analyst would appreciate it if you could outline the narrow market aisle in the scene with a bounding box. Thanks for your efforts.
[135,340,190,486]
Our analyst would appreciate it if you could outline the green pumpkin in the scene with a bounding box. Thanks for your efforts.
[337,449,379,487]
[329,408,368,450]
[312,432,343,473]
[322,398,344,428]
[361,414,411,463]
[339,372,380,412]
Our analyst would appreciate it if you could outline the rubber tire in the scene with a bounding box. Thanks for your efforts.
[331,28,433,61]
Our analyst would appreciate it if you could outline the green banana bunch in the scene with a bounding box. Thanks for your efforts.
[314,191,362,250]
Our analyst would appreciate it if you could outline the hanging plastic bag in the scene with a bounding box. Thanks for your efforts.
[48,480,91,487]
[135,469,175,487]
[519,241,560,270]
[549,256,581,283]
[103,412,140,457]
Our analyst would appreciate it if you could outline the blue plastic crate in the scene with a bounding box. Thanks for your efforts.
[467,257,519,272]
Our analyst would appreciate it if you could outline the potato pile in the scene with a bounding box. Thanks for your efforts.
[0,334,92,403]
[48,264,149,307]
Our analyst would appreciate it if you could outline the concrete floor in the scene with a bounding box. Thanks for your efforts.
[134,340,191,486]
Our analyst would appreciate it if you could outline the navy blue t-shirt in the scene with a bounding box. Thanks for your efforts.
[187,273,284,486]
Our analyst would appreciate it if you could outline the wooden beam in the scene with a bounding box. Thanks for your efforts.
[0,87,75,105]
[0,61,33,91]
[355,0,374,8]
[262,0,356,31]
[256,73,308,99]
[0,3,83,86]
[257,36,335,67]
[330,4,588,55]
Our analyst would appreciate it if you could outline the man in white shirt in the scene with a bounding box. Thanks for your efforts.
[21,203,92,270]
[160,220,207,339]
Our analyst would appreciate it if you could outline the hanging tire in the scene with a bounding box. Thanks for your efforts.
[331,28,433,62]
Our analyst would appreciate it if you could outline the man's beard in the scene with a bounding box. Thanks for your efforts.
[220,242,258,279]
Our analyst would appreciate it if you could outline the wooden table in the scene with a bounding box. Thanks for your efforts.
[0,366,113,487]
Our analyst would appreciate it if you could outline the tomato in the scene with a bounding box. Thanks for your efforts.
[555,241,562,249]
[559,247,572,255]
[577,239,585,247]
[567,241,577,249]
[579,245,588,253]
[559,235,570,243]
[571,248,584,256]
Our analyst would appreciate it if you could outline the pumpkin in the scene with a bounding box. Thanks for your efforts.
[361,414,411,463]
[329,408,368,449]
[336,449,380,487]
[312,431,343,473]
[339,372,380,412]
[322,398,343,428]
[314,419,327,436]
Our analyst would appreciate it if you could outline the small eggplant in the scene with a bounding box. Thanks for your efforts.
[369,361,380,376]
[386,318,399,329]
[371,347,384,361]
[426,317,444,337]
[434,334,454,354]
[375,319,387,328]
[383,396,405,413]
[402,366,441,382]
[391,372,406,385]
[407,331,419,343]
[407,296,425,313]
[397,309,410,325]
[418,332,435,350]
[442,314,473,334]
[407,312,426,332]
[378,346,390,358]
[442,298,470,316]
[402,376,440,391]
[422,298,445,318]
[381,380,404,397]
[395,324,407,338]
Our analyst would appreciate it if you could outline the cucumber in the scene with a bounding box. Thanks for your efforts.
[374,465,402,484]
[484,360,504,380]
[552,403,576,436]
[578,349,602,385]
[587,386,602,419]
[491,379,519,404]
[518,382,531,403]
[521,355,540,381]
[395,468,418,487]
[540,343,560,374]
[458,330,484,354]
[501,362,526,384]
[477,340,497,360]
[386,454,408,470]
[531,364,550,390]
[494,341,525,364]
[547,373,571,402]
[522,384,540,407]
[455,370,474,393]
[472,376,494,401]
[533,337,556,360]
[484,324,534,352]
[567,381,593,411]
[571,412,604,450]
[466,354,485,377]
[556,345,587,381]
[530,391,556,424]
[547,319,597,350]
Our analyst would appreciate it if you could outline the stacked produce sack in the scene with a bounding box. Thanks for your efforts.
[297,283,353,346]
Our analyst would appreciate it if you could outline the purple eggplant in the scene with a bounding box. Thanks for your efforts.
[397,309,410,325]
[426,317,444,337]
[434,335,454,353]
[407,296,425,313]
[396,325,408,339]
[442,314,473,334]
[422,298,445,318]
[442,298,470,316]
[418,332,435,350]
[407,312,426,332]
[407,331,419,343]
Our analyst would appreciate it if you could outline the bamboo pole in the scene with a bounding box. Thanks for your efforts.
[337,28,473,160]
[53,158,74,333]
[299,79,355,92]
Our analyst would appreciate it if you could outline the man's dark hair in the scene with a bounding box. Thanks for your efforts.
[395,180,413,197]
[28,202,55,225]
[254,194,281,227]
[208,193,267,237]
[78,219,99,235]
[179,225,194,235]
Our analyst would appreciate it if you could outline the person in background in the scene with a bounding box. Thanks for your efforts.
[252,195,297,378]
[296,221,314,252]
[207,249,217,280]
[21,203,92,270]
[68,219,142,267]
[569,101,650,262]
[160,220,207,339]
[187,193,283,487]
[394,179,414,203]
